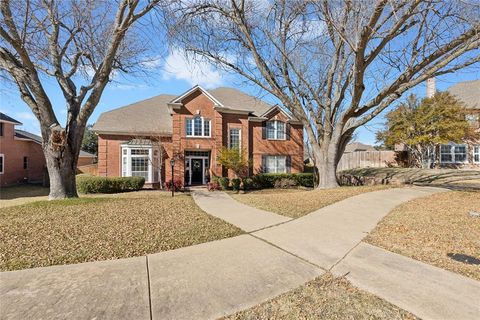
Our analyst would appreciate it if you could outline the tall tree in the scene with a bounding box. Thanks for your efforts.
[377,93,475,168]
[168,0,480,188]
[0,0,164,199]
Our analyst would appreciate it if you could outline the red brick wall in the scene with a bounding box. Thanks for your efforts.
[250,110,304,174]
[96,90,304,185]
[0,122,45,186]
[77,156,95,167]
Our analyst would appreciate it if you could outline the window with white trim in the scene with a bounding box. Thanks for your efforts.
[229,128,241,149]
[121,146,152,182]
[440,144,467,163]
[266,120,285,140]
[186,116,211,137]
[0,154,4,174]
[263,155,286,173]
[474,146,480,163]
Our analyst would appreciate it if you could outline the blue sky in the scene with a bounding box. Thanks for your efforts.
[1,50,479,145]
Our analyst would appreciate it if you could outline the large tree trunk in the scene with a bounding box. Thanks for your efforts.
[313,143,340,189]
[43,124,82,199]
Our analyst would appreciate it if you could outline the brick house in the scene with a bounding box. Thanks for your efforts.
[0,113,46,186]
[93,86,304,187]
[440,80,480,168]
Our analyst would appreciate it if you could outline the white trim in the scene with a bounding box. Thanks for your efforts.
[185,155,209,185]
[266,120,286,140]
[263,155,287,173]
[120,144,154,183]
[228,127,241,149]
[186,116,211,138]
[94,130,172,136]
[0,153,4,174]
[0,119,22,125]
[260,105,292,120]
[439,143,468,164]
[473,145,480,163]
[170,85,224,106]
[214,106,252,115]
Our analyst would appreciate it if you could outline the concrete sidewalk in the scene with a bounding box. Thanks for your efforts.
[253,186,444,269]
[2,186,478,320]
[333,243,480,320]
[192,190,291,232]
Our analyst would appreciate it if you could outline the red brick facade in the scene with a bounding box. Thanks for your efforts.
[0,121,45,186]
[96,88,304,187]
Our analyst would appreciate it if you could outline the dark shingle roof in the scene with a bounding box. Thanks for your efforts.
[448,80,480,109]
[15,129,42,144]
[0,112,22,124]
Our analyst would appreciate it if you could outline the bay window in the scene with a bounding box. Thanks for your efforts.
[440,144,467,163]
[186,116,211,137]
[266,120,285,140]
[121,144,154,182]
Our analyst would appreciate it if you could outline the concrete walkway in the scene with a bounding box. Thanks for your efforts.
[2,186,479,320]
[192,190,291,232]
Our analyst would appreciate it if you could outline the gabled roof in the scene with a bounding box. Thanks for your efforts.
[14,129,42,144]
[93,94,176,135]
[93,86,279,135]
[344,142,376,153]
[0,112,22,125]
[448,80,480,109]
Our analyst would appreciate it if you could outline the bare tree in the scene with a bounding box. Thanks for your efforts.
[0,0,164,199]
[168,0,480,188]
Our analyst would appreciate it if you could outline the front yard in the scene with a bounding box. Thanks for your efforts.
[224,273,416,320]
[0,191,242,271]
[230,185,392,218]
[366,191,480,281]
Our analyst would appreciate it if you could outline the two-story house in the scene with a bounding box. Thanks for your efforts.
[0,112,46,186]
[93,86,304,187]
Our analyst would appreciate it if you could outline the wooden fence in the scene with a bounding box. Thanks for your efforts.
[337,151,396,171]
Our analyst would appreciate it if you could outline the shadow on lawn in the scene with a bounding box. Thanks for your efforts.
[447,253,480,265]
[0,184,49,200]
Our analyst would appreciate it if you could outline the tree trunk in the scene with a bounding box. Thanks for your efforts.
[45,146,78,199]
[313,144,340,189]
[43,124,82,200]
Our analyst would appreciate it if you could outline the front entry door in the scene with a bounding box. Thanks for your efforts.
[191,158,203,185]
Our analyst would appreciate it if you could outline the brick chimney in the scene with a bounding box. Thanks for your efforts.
[426,77,436,98]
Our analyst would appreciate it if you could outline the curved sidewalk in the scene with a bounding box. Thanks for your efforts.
[2,186,479,320]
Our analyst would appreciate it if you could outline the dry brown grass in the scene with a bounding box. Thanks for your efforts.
[230,185,392,218]
[224,273,417,320]
[0,184,49,208]
[366,191,480,281]
[0,192,242,271]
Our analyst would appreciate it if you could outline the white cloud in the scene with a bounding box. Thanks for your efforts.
[162,49,224,89]
[16,112,36,120]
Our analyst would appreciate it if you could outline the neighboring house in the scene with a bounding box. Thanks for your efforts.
[0,113,46,186]
[441,80,480,168]
[78,150,96,166]
[343,142,376,153]
[93,86,304,187]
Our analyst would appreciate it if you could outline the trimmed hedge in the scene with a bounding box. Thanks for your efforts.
[77,175,145,194]
[252,173,314,189]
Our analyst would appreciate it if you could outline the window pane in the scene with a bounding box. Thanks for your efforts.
[276,122,285,139]
[266,156,276,173]
[276,156,286,173]
[266,121,275,139]
[131,157,149,180]
[474,146,480,163]
[229,128,240,148]
[131,149,149,155]
[0,155,3,172]
[454,145,466,162]
[194,117,202,136]
[122,156,127,176]
[204,119,210,136]
[186,119,193,136]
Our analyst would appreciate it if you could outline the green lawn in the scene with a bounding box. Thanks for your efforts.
[0,191,242,271]
[230,185,393,218]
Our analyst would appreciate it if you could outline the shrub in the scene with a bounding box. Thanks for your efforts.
[76,175,145,194]
[164,179,183,191]
[218,177,230,190]
[274,178,298,189]
[242,177,257,191]
[231,178,241,191]
[252,173,314,189]
[207,181,221,191]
